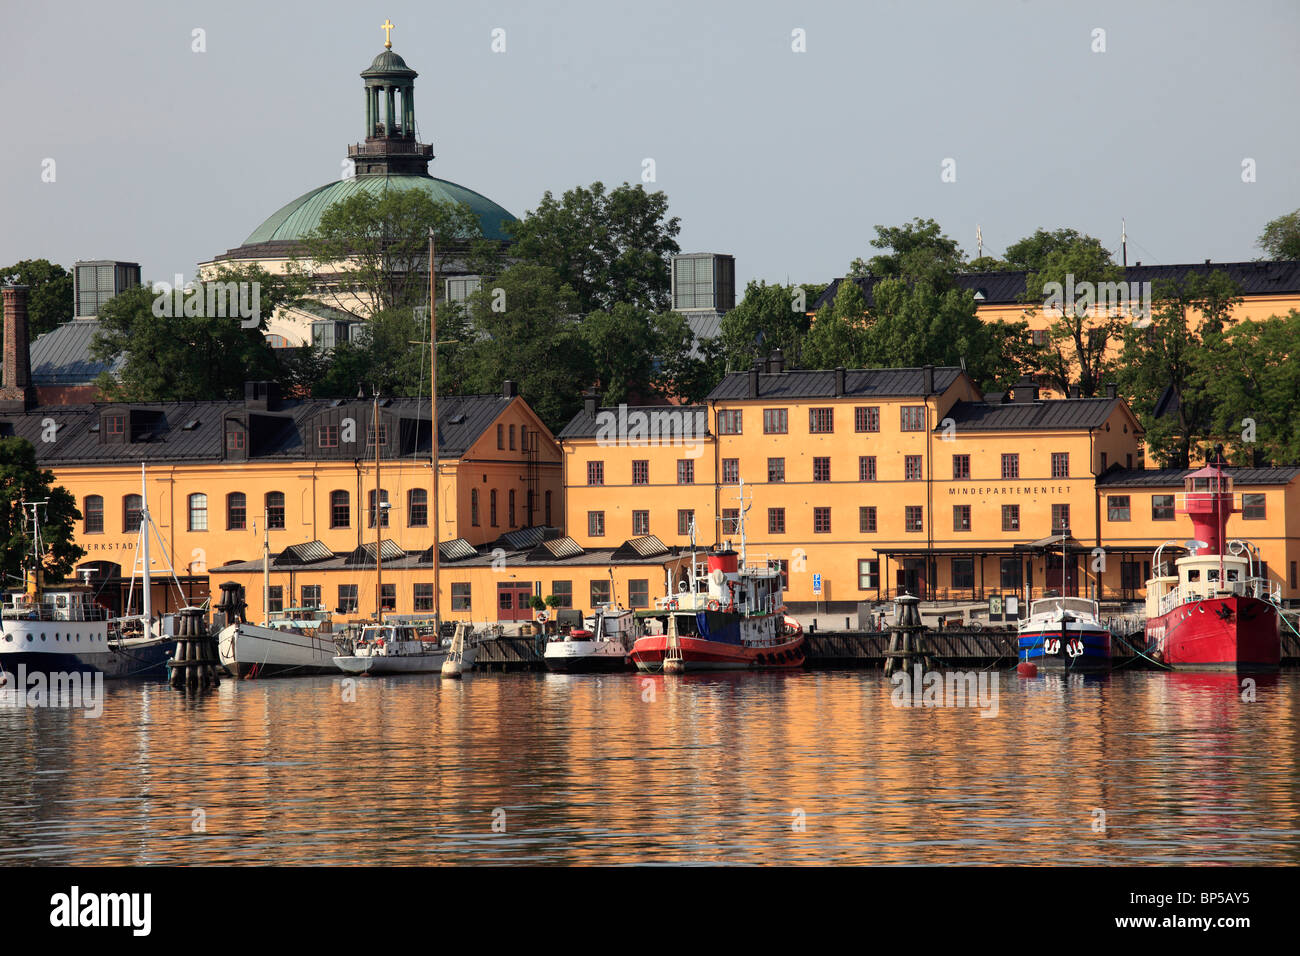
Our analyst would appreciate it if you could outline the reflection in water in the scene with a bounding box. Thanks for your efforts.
[1,670,1296,865]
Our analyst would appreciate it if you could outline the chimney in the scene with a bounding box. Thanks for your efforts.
[834,367,846,397]
[1068,385,1081,399]
[0,284,35,412]
[583,390,598,417]
[922,364,934,395]
[1012,375,1038,403]
[748,364,760,399]
[1105,382,1118,399]
[502,379,518,399]
[768,348,785,374]
[244,380,280,411]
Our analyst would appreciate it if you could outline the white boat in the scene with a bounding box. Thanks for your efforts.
[544,605,639,673]
[217,607,339,678]
[333,620,478,675]
[1016,595,1112,671]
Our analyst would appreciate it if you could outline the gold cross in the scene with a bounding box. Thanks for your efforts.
[381,19,394,49]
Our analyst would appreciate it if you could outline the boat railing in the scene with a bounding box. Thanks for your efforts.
[1159,575,1272,615]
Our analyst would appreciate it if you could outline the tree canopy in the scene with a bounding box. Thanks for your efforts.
[1256,209,1300,260]
[0,437,83,585]
[505,181,681,315]
[0,258,74,339]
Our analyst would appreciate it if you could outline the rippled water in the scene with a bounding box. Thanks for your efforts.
[2,669,1298,865]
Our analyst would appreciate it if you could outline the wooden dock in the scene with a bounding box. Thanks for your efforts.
[472,625,1299,671]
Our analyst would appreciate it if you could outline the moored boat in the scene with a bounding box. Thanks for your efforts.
[544,605,638,673]
[630,503,804,673]
[333,619,477,675]
[217,605,339,678]
[1142,462,1280,670]
[1017,595,1111,671]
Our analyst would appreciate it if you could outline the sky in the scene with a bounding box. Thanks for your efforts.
[2,0,1298,290]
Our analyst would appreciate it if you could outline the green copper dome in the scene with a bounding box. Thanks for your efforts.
[363,50,416,76]
[243,173,516,244]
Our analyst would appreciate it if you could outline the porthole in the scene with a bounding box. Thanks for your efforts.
[55,633,60,641]
[41,633,47,641]
[4,634,11,642]
[26,634,32,642]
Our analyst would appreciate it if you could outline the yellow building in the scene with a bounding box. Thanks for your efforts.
[7,380,563,622]
[560,357,1300,614]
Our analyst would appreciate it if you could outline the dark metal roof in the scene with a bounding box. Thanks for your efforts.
[1097,466,1300,488]
[213,541,680,574]
[813,260,1300,311]
[705,367,965,402]
[0,393,520,466]
[29,319,124,385]
[942,397,1120,431]
[559,405,709,440]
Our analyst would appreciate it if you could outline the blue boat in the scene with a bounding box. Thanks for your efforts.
[1017,596,1112,671]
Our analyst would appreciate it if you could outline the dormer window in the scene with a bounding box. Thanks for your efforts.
[105,414,125,437]
[318,425,339,448]
[366,425,388,447]
[225,428,244,451]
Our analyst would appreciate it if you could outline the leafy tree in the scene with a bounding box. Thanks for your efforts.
[1020,236,1123,396]
[312,307,430,399]
[0,258,74,339]
[1203,310,1300,466]
[1117,271,1241,468]
[506,181,681,315]
[91,264,305,402]
[0,437,84,585]
[457,263,591,430]
[1004,228,1111,273]
[1256,209,1300,260]
[964,256,1013,272]
[298,189,484,318]
[802,281,871,369]
[717,280,812,371]
[849,217,966,284]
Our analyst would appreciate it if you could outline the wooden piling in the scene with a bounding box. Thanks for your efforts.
[168,606,221,690]
[883,592,930,675]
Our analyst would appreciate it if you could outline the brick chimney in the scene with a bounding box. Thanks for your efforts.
[0,284,35,412]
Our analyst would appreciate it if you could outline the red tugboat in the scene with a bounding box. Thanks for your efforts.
[630,499,804,672]
[1143,461,1280,670]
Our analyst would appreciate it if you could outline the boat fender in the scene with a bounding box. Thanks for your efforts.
[376,638,386,648]
[707,599,721,612]
[668,598,678,610]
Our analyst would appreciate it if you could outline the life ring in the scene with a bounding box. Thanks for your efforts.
[536,610,550,623]
[668,598,679,610]
[707,599,721,611]
[376,638,386,648]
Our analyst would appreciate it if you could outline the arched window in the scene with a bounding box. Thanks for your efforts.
[124,494,143,533]
[368,489,390,528]
[471,489,479,527]
[508,489,516,528]
[330,491,350,529]
[408,488,428,527]
[84,495,104,534]
[227,492,247,530]
[489,489,498,527]
[266,491,285,530]
[188,493,208,531]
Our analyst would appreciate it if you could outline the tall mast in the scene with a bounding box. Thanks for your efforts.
[373,389,382,622]
[140,463,152,629]
[429,227,440,623]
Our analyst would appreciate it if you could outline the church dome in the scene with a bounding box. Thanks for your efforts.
[243,173,515,245]
[363,50,416,77]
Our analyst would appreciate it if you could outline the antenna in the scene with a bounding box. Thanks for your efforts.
[1121,218,1127,268]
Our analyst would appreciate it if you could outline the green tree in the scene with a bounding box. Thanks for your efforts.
[91,264,305,402]
[964,256,1013,272]
[802,281,870,369]
[1203,310,1300,466]
[1020,236,1123,396]
[849,217,966,283]
[1004,228,1110,273]
[457,263,592,431]
[299,189,484,318]
[506,181,681,314]
[0,258,74,338]
[717,281,811,370]
[313,307,430,399]
[1256,209,1300,260]
[0,437,84,585]
[1117,271,1242,468]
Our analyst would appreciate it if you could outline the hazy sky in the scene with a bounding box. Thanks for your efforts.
[3,0,1298,289]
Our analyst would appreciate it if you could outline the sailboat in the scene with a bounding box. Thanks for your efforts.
[103,464,186,680]
[333,230,478,676]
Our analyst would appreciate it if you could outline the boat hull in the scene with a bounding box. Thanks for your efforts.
[1145,595,1280,670]
[103,637,175,680]
[1017,628,1112,671]
[543,645,631,673]
[218,622,340,678]
[333,644,477,675]
[630,634,805,672]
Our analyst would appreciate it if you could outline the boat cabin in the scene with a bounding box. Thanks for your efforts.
[1027,595,1100,622]
[2,587,107,622]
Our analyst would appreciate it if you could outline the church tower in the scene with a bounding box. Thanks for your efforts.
[347,20,435,176]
